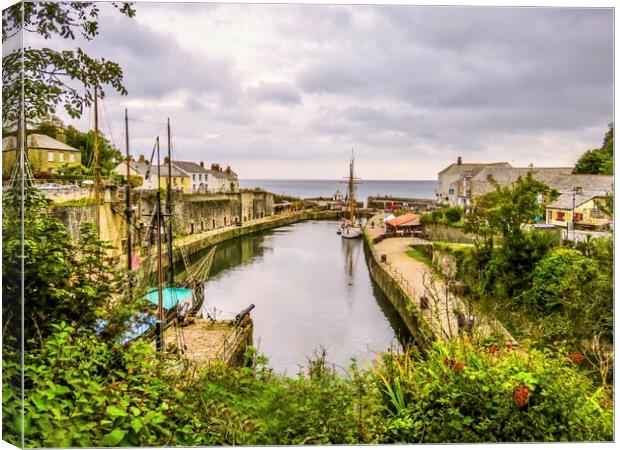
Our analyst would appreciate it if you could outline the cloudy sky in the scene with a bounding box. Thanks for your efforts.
[31,2,613,180]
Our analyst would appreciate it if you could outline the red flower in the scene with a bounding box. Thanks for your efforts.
[489,345,500,356]
[444,357,455,367]
[568,352,585,363]
[452,361,465,375]
[506,343,514,352]
[513,383,530,407]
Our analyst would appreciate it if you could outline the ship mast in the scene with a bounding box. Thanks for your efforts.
[155,137,164,355]
[349,151,356,223]
[124,109,133,300]
[93,85,100,237]
[166,118,174,286]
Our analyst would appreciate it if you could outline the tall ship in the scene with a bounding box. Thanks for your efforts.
[339,152,362,239]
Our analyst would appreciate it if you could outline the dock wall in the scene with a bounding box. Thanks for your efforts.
[362,233,437,350]
[144,209,342,272]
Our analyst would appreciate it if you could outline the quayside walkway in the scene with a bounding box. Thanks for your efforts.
[365,213,514,343]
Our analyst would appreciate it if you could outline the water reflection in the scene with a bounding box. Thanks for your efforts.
[183,220,411,375]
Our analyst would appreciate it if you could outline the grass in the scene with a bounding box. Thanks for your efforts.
[53,198,95,207]
[405,248,432,266]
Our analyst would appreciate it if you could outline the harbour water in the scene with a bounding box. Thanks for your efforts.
[240,179,437,203]
[198,220,410,375]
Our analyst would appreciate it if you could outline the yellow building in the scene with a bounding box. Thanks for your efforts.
[156,165,190,194]
[546,194,612,230]
[2,133,81,174]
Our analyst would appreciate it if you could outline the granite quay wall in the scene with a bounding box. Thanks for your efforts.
[362,233,437,351]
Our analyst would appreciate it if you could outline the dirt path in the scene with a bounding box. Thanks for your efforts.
[366,213,513,342]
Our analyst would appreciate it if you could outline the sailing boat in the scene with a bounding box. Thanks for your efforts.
[125,117,216,349]
[339,152,362,239]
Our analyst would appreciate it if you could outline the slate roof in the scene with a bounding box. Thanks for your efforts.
[207,169,230,179]
[439,161,511,176]
[150,165,188,178]
[472,167,574,186]
[172,160,208,174]
[546,174,613,210]
[3,134,80,152]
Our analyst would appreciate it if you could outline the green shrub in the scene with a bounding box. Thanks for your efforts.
[376,342,613,443]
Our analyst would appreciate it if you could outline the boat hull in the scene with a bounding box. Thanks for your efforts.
[340,226,362,239]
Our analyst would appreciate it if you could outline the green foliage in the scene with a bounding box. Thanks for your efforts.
[7,323,612,446]
[573,123,613,175]
[1,186,135,343]
[375,342,613,443]
[2,2,135,123]
[422,206,464,227]
[527,248,612,344]
[55,162,91,181]
[465,172,556,242]
[483,229,560,299]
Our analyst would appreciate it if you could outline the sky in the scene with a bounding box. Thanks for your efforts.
[26,2,614,180]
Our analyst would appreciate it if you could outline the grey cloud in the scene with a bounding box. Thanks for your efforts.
[51,4,612,179]
[249,82,302,105]
[81,6,242,102]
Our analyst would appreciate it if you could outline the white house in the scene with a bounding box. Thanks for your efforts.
[170,160,209,193]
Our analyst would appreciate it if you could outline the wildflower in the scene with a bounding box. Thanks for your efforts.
[444,357,455,368]
[489,345,500,356]
[506,343,514,352]
[513,383,530,407]
[568,352,585,363]
[452,361,465,375]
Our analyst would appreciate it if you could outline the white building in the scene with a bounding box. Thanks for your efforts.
[436,157,511,207]
[170,160,209,193]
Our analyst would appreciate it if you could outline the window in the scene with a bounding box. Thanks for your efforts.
[48,152,54,162]
[69,154,75,163]
[192,184,196,192]
[574,213,583,222]
[59,152,64,162]
[199,174,202,180]
[547,211,552,222]
[556,211,565,221]
[193,174,196,180]
[448,189,454,195]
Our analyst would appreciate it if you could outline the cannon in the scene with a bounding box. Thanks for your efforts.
[235,304,256,323]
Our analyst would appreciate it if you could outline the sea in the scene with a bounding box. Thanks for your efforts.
[239,179,438,204]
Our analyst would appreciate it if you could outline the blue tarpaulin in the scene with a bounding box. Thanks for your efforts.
[145,287,194,310]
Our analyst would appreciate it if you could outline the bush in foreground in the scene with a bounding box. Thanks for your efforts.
[4,325,612,447]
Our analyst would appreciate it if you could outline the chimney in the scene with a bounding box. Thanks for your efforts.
[226,166,231,174]
[56,130,66,143]
[200,161,204,168]
[457,156,462,166]
[164,156,170,164]
[138,154,145,163]
[486,173,493,181]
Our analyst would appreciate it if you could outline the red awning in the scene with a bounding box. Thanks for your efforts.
[385,213,420,227]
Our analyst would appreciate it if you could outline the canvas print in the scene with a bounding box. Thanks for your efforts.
[1,1,614,447]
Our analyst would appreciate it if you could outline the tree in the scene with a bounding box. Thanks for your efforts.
[463,173,560,298]
[528,248,612,344]
[1,186,140,345]
[2,2,135,125]
[573,123,613,175]
[465,172,557,243]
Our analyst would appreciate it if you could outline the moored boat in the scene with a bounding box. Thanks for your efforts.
[339,151,362,239]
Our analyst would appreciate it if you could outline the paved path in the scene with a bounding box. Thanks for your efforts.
[162,319,250,368]
[365,213,514,342]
